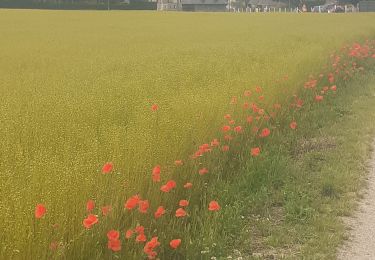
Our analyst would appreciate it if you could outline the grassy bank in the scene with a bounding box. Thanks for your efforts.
[216,60,375,259]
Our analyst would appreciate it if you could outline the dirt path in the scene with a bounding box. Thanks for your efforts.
[338,141,375,260]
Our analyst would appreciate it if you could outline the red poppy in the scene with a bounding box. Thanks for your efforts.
[243,102,250,110]
[86,200,95,212]
[222,125,231,132]
[229,120,235,125]
[251,147,261,157]
[315,95,324,102]
[244,90,252,97]
[151,104,158,111]
[255,86,262,93]
[125,229,133,239]
[290,121,297,130]
[108,239,121,251]
[175,208,187,217]
[246,116,253,124]
[154,206,165,219]
[174,160,183,166]
[136,233,147,243]
[160,180,176,192]
[208,201,221,211]
[259,95,264,101]
[152,165,161,182]
[170,239,181,249]
[234,126,242,133]
[296,99,304,108]
[331,85,337,91]
[183,182,193,189]
[144,237,160,258]
[222,145,229,152]
[102,162,113,174]
[102,205,112,216]
[211,139,220,147]
[224,114,231,120]
[135,225,145,234]
[124,195,140,210]
[259,128,270,138]
[199,168,209,175]
[83,214,98,229]
[179,200,189,207]
[107,230,120,241]
[35,204,46,219]
[138,200,149,213]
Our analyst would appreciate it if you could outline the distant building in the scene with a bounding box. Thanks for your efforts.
[359,1,375,11]
[157,0,227,11]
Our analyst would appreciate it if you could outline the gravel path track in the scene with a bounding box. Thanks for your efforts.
[338,141,375,260]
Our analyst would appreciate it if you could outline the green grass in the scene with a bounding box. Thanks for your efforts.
[218,66,375,259]
[0,9,375,259]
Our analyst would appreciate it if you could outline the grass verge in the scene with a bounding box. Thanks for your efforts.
[211,68,375,259]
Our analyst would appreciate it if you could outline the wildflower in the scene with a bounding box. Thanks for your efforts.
[151,104,158,111]
[222,125,231,132]
[152,165,161,182]
[144,237,160,259]
[102,205,112,216]
[222,145,229,152]
[251,147,261,157]
[255,86,262,93]
[244,90,252,97]
[234,126,242,133]
[124,195,141,210]
[160,180,176,192]
[170,239,181,249]
[179,200,189,207]
[246,116,253,124]
[138,200,149,214]
[136,233,147,243]
[108,239,121,251]
[224,114,231,120]
[290,121,297,130]
[199,168,209,175]
[208,201,221,211]
[331,85,337,91]
[154,206,165,219]
[259,128,270,138]
[35,204,46,219]
[184,182,193,189]
[107,230,120,241]
[229,120,235,125]
[243,102,250,110]
[125,229,133,239]
[86,200,95,212]
[211,139,220,147]
[83,214,98,229]
[175,208,187,217]
[315,95,324,102]
[102,162,113,174]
